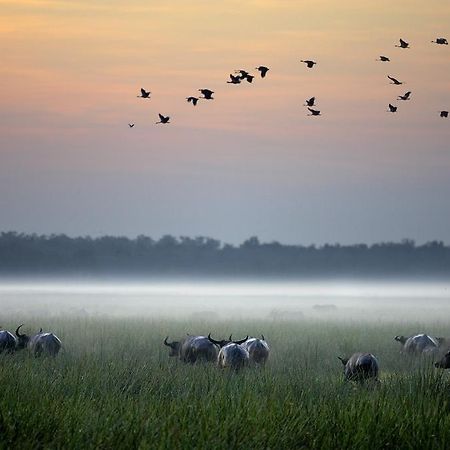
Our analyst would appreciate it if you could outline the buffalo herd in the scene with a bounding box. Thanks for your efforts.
[163,332,450,379]
[0,325,61,356]
[1,325,449,378]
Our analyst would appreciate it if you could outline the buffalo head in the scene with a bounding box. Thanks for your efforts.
[164,336,181,357]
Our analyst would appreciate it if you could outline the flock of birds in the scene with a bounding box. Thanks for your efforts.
[127,37,449,128]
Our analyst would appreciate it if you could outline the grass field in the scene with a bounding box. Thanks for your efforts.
[0,283,450,449]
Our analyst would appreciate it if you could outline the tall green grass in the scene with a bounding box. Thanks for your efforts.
[0,317,449,449]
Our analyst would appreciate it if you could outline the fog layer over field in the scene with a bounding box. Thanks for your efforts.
[1,280,449,323]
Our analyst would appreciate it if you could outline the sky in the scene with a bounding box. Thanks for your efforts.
[0,0,449,245]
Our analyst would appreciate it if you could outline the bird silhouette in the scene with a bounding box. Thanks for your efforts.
[128,123,135,128]
[388,104,398,113]
[304,97,316,107]
[245,74,254,83]
[256,66,269,78]
[235,70,249,80]
[137,88,151,98]
[307,108,321,116]
[186,96,199,105]
[440,111,449,118]
[377,56,390,62]
[199,89,214,99]
[156,113,170,124]
[388,75,403,85]
[398,91,411,100]
[227,74,241,84]
[432,38,448,45]
[395,38,409,48]
[301,60,317,68]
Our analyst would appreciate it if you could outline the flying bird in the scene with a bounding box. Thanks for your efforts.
[377,56,390,62]
[388,104,397,113]
[395,38,409,48]
[398,91,411,101]
[307,108,321,116]
[235,70,249,80]
[256,66,269,78]
[304,97,316,107]
[199,89,214,99]
[156,113,170,124]
[137,88,151,98]
[227,74,241,84]
[128,123,135,128]
[301,60,317,68]
[432,38,448,45]
[388,75,403,85]
[440,111,449,118]
[186,96,199,106]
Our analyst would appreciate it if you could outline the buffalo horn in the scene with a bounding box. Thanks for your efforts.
[233,335,248,345]
[207,333,222,346]
[15,324,24,337]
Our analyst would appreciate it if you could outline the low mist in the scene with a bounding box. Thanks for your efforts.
[1,279,449,324]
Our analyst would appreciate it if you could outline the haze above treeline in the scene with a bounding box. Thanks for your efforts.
[1,232,450,279]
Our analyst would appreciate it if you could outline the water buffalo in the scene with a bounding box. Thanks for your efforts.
[242,335,270,365]
[394,334,441,355]
[0,329,17,353]
[338,353,379,382]
[208,334,249,370]
[164,335,218,363]
[435,351,450,369]
[16,325,62,356]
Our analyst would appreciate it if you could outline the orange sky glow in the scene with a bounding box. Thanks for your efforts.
[0,0,449,244]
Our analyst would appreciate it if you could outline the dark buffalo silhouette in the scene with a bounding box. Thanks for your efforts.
[395,334,442,355]
[338,353,379,382]
[435,351,450,369]
[0,329,17,353]
[242,335,269,365]
[16,325,61,356]
[164,335,218,363]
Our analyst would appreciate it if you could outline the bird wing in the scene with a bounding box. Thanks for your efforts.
[141,88,146,95]
[158,113,164,120]
[400,39,408,46]
[388,76,400,83]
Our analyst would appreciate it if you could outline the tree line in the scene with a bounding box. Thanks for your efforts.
[0,232,449,278]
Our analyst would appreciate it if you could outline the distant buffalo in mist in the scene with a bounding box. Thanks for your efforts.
[208,334,249,370]
[338,353,379,382]
[394,334,443,355]
[164,335,218,363]
[435,351,450,369]
[16,325,62,357]
[242,335,270,365]
[0,329,17,353]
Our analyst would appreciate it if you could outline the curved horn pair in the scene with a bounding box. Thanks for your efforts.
[233,336,248,345]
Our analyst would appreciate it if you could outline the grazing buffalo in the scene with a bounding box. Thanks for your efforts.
[395,334,441,355]
[164,335,218,363]
[242,335,270,365]
[208,334,249,370]
[435,351,450,369]
[338,353,379,382]
[0,329,17,353]
[16,325,62,356]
